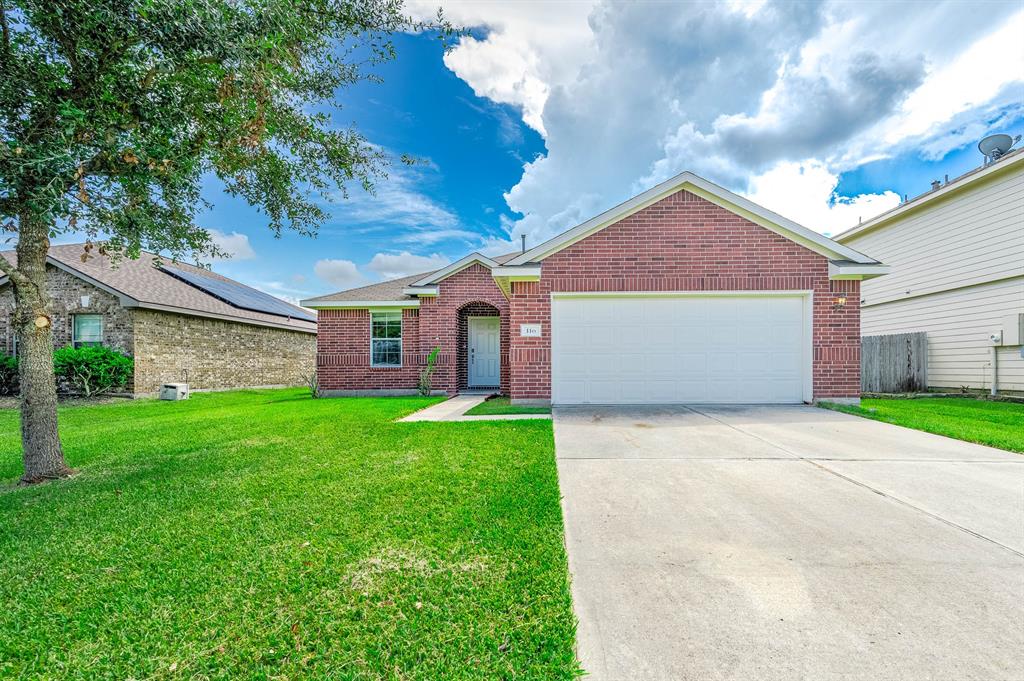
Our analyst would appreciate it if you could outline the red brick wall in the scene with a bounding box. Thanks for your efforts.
[316,263,510,395]
[317,308,422,391]
[508,188,861,401]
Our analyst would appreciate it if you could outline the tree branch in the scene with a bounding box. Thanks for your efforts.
[0,250,28,287]
[0,0,10,56]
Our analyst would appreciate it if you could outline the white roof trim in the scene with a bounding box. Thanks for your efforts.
[834,150,1024,242]
[828,262,891,281]
[506,171,877,266]
[411,252,499,287]
[491,265,541,279]
[300,299,420,310]
[402,286,439,296]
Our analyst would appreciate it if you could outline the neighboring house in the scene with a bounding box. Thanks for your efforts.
[303,171,887,405]
[0,244,316,395]
[835,149,1024,394]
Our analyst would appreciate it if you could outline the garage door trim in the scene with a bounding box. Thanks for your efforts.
[550,290,814,404]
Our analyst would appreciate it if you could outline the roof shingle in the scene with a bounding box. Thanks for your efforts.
[1,244,316,333]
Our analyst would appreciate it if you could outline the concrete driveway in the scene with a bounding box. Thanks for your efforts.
[554,405,1024,681]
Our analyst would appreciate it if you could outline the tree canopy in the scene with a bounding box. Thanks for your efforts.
[0,0,452,259]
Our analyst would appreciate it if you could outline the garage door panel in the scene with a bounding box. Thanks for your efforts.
[707,379,741,402]
[552,294,808,405]
[708,325,739,347]
[614,325,645,346]
[678,380,709,402]
[738,352,773,373]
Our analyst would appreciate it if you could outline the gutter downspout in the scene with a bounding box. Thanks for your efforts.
[990,346,999,396]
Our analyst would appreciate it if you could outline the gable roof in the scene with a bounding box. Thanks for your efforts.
[410,252,499,287]
[301,272,424,306]
[301,252,521,308]
[834,146,1024,243]
[505,170,880,266]
[0,244,316,333]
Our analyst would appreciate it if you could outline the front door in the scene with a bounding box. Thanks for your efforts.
[468,316,500,387]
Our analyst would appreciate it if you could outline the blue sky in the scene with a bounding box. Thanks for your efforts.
[191,1,1024,304]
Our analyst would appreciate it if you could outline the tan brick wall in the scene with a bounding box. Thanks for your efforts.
[0,264,134,356]
[2,265,315,396]
[132,309,315,395]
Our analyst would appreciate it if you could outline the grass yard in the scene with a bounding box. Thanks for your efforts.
[0,390,579,679]
[464,397,551,417]
[820,397,1024,453]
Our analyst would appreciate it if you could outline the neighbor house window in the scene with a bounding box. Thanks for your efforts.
[72,314,103,348]
[370,310,402,367]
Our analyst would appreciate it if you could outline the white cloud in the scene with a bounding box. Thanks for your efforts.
[366,251,449,279]
[409,0,596,137]
[209,229,256,260]
[314,259,366,289]
[427,0,1024,242]
[743,161,901,236]
[329,162,480,247]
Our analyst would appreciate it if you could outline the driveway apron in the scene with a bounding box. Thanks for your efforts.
[554,405,1024,681]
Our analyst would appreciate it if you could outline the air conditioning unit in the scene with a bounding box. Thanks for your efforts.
[160,383,190,400]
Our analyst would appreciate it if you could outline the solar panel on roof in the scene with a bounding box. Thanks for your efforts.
[160,265,317,323]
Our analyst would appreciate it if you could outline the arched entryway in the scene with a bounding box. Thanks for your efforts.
[457,301,502,391]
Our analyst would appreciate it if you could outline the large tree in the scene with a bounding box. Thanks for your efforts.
[0,0,451,483]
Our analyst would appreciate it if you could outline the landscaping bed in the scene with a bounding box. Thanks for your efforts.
[0,389,579,679]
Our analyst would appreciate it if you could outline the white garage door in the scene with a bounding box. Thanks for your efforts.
[551,294,810,405]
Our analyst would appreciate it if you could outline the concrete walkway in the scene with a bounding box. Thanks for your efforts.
[398,394,552,422]
[554,404,1024,681]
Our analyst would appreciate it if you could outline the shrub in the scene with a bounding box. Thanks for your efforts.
[0,354,17,396]
[303,370,321,399]
[52,346,134,397]
[418,346,440,396]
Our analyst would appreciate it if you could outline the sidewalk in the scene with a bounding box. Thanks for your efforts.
[399,394,552,422]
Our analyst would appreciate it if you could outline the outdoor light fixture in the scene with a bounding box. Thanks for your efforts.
[832,296,847,311]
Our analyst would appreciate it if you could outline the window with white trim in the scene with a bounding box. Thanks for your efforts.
[370,310,402,367]
[72,314,104,348]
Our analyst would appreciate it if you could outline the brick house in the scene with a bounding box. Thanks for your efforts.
[0,244,316,395]
[303,172,889,405]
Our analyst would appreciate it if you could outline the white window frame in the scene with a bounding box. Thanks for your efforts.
[370,310,402,367]
[72,313,104,349]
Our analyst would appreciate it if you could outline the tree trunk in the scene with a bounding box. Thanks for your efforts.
[13,216,71,484]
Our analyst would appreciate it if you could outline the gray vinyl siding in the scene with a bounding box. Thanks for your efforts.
[844,161,1024,393]
[859,278,1024,392]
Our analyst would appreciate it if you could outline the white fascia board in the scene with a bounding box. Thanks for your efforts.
[402,286,438,296]
[828,262,891,280]
[507,171,877,266]
[491,265,541,280]
[299,299,419,310]
[834,151,1024,243]
[410,252,499,287]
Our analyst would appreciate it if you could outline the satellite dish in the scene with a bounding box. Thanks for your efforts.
[979,133,1021,163]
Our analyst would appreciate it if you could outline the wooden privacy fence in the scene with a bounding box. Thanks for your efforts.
[861,332,928,393]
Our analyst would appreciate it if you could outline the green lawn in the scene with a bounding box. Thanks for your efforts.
[820,397,1024,453]
[464,397,551,417]
[0,390,579,679]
